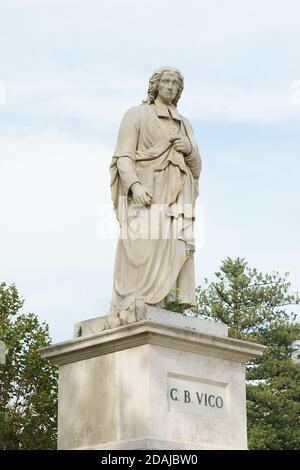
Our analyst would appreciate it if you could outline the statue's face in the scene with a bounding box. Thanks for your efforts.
[157,71,180,105]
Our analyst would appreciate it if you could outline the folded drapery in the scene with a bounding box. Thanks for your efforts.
[108,101,202,314]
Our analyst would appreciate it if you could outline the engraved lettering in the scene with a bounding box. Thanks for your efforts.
[170,388,178,401]
[184,390,191,403]
[208,395,215,407]
[216,396,224,408]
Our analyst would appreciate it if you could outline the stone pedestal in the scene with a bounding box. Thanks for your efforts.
[40,308,265,450]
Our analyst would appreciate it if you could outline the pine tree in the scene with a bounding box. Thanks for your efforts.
[193,258,300,450]
[0,282,58,449]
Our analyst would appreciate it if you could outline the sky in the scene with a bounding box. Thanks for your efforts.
[0,0,299,342]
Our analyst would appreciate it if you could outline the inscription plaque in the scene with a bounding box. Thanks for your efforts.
[167,373,228,418]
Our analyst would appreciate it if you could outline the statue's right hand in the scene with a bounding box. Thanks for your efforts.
[131,182,152,206]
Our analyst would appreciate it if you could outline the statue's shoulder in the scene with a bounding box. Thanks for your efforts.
[122,103,147,121]
[180,112,191,125]
[181,114,195,132]
[121,103,152,126]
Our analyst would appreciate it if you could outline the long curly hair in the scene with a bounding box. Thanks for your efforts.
[143,67,184,107]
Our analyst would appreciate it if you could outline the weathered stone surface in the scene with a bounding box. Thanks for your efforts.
[109,67,202,320]
[74,306,228,338]
[41,311,265,450]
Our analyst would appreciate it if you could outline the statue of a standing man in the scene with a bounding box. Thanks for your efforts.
[109,67,202,325]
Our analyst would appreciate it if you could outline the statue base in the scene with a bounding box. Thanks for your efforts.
[40,307,265,450]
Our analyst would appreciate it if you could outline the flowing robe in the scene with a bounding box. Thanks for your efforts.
[109,99,202,314]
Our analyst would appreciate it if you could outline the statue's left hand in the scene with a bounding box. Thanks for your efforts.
[170,136,192,156]
[131,182,152,206]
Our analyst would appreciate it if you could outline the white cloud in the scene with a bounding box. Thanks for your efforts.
[1,0,300,128]
[0,133,114,269]
[183,84,300,123]
[0,132,118,340]
[1,0,300,340]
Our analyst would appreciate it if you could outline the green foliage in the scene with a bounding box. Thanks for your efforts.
[194,257,298,339]
[165,300,186,314]
[0,282,58,449]
[165,288,193,314]
[193,258,300,450]
[246,322,300,450]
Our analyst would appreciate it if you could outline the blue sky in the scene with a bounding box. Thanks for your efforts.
[0,0,299,342]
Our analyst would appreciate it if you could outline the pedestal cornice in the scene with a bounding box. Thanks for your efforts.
[40,319,265,365]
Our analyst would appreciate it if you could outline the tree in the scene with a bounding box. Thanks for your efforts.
[193,257,300,450]
[0,282,58,449]
[246,322,300,449]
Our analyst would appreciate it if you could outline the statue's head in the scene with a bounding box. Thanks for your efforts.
[144,67,184,107]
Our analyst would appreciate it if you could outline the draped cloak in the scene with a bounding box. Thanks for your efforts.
[109,100,202,313]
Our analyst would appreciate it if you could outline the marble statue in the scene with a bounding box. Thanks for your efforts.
[109,67,202,326]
